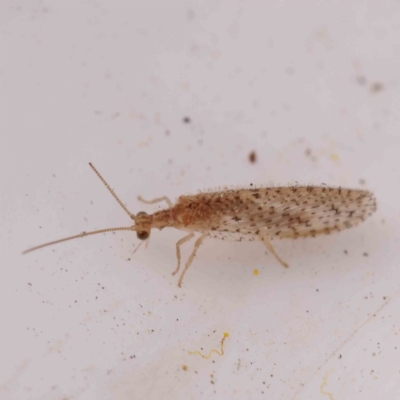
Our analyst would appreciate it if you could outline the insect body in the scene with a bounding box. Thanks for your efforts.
[23,163,377,287]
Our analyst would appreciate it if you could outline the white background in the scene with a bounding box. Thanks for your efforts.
[1,1,399,399]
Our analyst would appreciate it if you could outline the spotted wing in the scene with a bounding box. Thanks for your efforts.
[201,186,376,241]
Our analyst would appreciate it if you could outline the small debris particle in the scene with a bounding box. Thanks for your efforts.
[370,82,384,94]
[183,116,191,124]
[182,365,188,371]
[253,269,259,276]
[305,147,317,162]
[338,354,342,359]
[187,8,195,20]
[285,66,295,76]
[28,282,32,286]
[363,252,369,257]
[330,153,339,161]
[356,76,367,85]
[249,151,257,164]
[359,178,366,185]
[165,130,170,136]
[344,249,348,255]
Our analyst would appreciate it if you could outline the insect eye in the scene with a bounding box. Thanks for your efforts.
[137,231,149,240]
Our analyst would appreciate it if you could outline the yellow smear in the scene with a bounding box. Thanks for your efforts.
[189,332,229,359]
[253,269,259,276]
[330,153,339,161]
[320,371,335,400]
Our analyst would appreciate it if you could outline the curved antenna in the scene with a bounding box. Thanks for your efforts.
[88,162,135,220]
[23,163,138,255]
[22,226,134,254]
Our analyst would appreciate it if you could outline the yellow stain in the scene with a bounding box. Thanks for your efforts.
[330,153,339,161]
[253,269,259,276]
[320,371,335,400]
[189,332,229,359]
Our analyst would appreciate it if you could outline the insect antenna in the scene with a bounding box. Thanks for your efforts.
[22,163,137,255]
[22,226,135,254]
[88,162,135,220]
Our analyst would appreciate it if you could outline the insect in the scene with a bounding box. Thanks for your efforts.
[23,163,377,287]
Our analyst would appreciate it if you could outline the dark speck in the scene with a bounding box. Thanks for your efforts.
[183,116,191,124]
[370,82,384,94]
[248,151,257,163]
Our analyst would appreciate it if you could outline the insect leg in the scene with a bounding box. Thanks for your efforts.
[132,240,145,255]
[173,232,195,276]
[177,234,207,287]
[259,235,289,268]
[137,195,173,208]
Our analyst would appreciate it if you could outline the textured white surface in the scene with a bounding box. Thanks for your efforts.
[1,1,399,399]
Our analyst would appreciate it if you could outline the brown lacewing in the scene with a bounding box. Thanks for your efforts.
[23,163,377,287]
